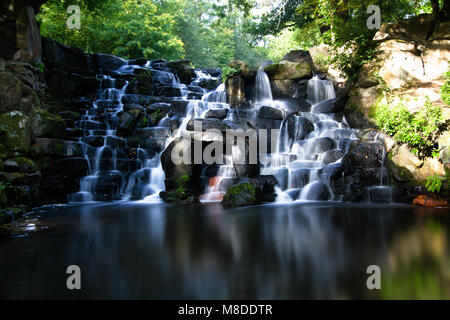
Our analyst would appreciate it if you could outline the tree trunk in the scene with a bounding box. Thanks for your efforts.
[430,0,441,19]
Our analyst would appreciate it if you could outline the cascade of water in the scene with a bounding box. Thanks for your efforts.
[255,70,273,104]
[306,76,336,105]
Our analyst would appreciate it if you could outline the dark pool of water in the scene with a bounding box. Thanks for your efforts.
[0,202,449,299]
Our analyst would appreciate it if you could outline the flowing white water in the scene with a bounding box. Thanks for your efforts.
[306,75,335,105]
[255,70,273,104]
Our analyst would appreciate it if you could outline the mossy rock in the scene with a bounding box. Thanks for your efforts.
[264,61,312,80]
[0,111,32,153]
[31,108,66,138]
[3,157,35,173]
[134,70,153,94]
[222,182,257,208]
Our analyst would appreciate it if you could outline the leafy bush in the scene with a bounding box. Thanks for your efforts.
[441,63,450,106]
[375,99,449,158]
[426,175,446,193]
[222,66,240,83]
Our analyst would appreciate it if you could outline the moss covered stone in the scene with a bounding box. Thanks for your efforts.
[3,157,35,173]
[0,110,33,153]
[222,182,257,208]
[264,61,312,80]
[31,108,66,138]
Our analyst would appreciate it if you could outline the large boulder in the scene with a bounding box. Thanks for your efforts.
[222,176,277,208]
[300,181,332,201]
[264,60,312,80]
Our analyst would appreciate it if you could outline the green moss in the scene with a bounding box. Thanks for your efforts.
[222,182,257,208]
[0,111,32,153]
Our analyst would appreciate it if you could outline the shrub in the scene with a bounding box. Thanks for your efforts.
[222,66,240,83]
[441,63,450,106]
[375,99,449,159]
[425,175,446,193]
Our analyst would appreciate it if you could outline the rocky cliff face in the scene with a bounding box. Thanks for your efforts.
[309,14,450,193]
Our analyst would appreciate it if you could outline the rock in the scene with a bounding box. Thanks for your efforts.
[282,50,314,65]
[16,6,42,62]
[0,58,5,72]
[0,171,40,187]
[430,20,450,40]
[373,14,435,42]
[168,60,196,84]
[93,171,123,201]
[0,111,33,153]
[222,181,257,208]
[226,74,245,109]
[13,49,33,62]
[413,195,448,208]
[270,80,297,99]
[312,98,337,113]
[161,138,194,179]
[34,138,83,157]
[257,106,284,120]
[227,60,251,78]
[439,131,450,166]
[205,108,229,120]
[130,70,152,95]
[222,176,277,208]
[319,163,345,181]
[286,115,314,141]
[300,181,331,201]
[357,74,379,88]
[320,150,344,165]
[203,68,222,78]
[3,157,35,173]
[311,137,337,154]
[344,86,385,128]
[264,60,312,80]
[31,108,65,138]
[186,118,230,133]
[52,157,89,178]
[343,140,383,172]
[0,71,39,113]
[93,53,127,72]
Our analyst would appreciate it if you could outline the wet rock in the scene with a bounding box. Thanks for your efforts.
[93,53,127,72]
[257,106,284,120]
[300,181,331,201]
[93,171,123,201]
[168,60,196,84]
[222,176,277,208]
[312,137,337,153]
[205,108,228,120]
[320,149,344,165]
[187,118,230,133]
[52,157,89,179]
[343,140,383,172]
[286,115,314,141]
[319,163,345,181]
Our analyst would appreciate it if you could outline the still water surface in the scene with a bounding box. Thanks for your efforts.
[0,202,449,299]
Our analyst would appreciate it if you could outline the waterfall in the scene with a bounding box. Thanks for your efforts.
[262,75,359,203]
[255,70,273,104]
[306,76,335,105]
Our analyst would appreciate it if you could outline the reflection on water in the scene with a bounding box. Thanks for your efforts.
[0,202,449,299]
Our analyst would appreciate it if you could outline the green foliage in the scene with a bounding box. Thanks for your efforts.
[426,175,445,193]
[39,0,185,60]
[0,182,11,191]
[441,63,450,106]
[375,99,449,159]
[222,66,240,82]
